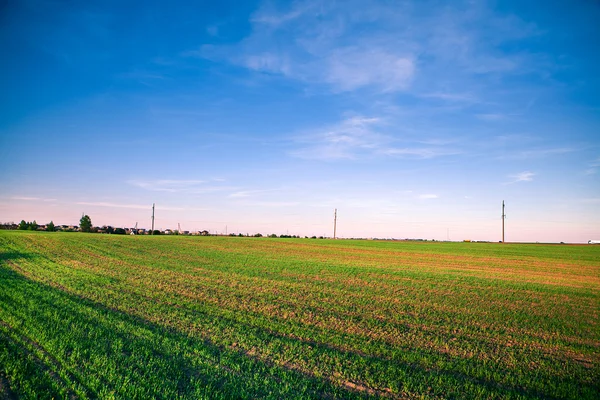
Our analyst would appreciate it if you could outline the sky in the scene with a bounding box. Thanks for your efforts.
[1,0,599,242]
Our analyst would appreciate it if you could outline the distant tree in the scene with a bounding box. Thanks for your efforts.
[254,233,263,237]
[29,220,38,231]
[80,215,92,233]
[46,221,55,232]
[152,230,161,235]
[18,220,28,230]
[114,228,126,235]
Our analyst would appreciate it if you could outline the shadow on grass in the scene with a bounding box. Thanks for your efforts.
[1,262,597,399]
[0,250,34,262]
[166,295,599,400]
[0,266,369,399]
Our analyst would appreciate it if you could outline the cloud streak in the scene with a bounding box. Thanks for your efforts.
[128,179,231,193]
[185,0,545,100]
[11,196,57,202]
[188,1,418,93]
[290,116,461,161]
[507,171,535,184]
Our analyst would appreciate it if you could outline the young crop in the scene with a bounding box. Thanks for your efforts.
[1,231,598,399]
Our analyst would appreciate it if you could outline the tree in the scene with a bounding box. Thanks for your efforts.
[80,215,92,233]
[29,220,38,231]
[46,221,55,232]
[18,220,28,230]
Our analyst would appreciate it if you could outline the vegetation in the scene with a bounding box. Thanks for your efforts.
[79,215,92,233]
[17,220,38,231]
[0,231,598,399]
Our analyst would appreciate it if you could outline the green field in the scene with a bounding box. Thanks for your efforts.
[0,231,598,399]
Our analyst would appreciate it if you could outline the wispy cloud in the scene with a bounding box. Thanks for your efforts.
[128,179,229,193]
[234,201,299,208]
[515,147,576,159]
[290,115,461,161]
[185,0,544,98]
[418,194,439,199]
[228,189,282,198]
[11,196,56,202]
[421,92,478,103]
[187,1,418,93]
[75,201,185,211]
[291,116,385,160]
[580,198,600,204]
[381,147,461,158]
[324,48,414,92]
[289,114,463,161]
[507,171,535,184]
[584,157,600,175]
[495,146,578,161]
[476,113,507,121]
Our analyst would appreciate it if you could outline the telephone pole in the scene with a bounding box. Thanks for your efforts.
[502,201,506,243]
[333,208,337,239]
[151,203,155,234]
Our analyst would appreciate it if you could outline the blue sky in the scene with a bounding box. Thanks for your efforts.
[1,0,599,242]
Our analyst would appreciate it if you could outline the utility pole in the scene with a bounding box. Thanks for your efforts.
[502,201,506,243]
[333,208,337,239]
[151,203,155,234]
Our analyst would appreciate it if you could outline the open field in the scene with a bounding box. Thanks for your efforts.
[0,231,598,399]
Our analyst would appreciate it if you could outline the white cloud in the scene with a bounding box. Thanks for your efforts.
[75,201,184,211]
[186,1,417,93]
[291,116,385,160]
[184,0,543,97]
[580,198,600,204]
[507,171,535,184]
[244,52,291,75]
[421,92,478,103]
[584,157,600,175]
[324,48,414,92]
[11,196,57,202]
[228,189,281,198]
[235,201,300,208]
[418,194,439,199]
[128,179,230,193]
[516,147,576,159]
[250,2,312,26]
[290,115,461,161]
[381,147,460,159]
[476,113,507,121]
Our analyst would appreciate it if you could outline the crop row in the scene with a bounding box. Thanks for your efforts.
[1,231,598,399]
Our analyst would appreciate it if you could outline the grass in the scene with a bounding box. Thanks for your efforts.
[0,231,598,399]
